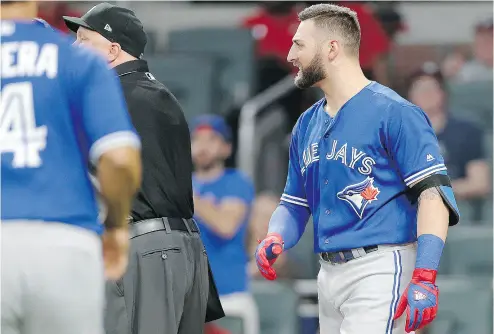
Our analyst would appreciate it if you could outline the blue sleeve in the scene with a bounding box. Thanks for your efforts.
[68,47,140,164]
[268,122,311,249]
[280,124,311,210]
[386,104,447,187]
[387,104,460,225]
[268,203,311,250]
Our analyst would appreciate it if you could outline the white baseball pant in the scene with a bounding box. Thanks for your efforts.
[1,221,104,334]
[317,243,416,334]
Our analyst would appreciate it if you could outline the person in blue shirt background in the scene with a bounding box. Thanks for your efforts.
[191,115,259,334]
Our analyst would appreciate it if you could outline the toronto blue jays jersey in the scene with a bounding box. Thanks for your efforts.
[1,20,140,234]
[281,82,449,253]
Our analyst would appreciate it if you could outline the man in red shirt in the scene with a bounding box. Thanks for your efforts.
[243,2,394,84]
[341,2,391,83]
[242,2,300,64]
[38,1,81,33]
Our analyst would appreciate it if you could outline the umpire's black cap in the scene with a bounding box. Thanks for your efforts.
[63,2,147,58]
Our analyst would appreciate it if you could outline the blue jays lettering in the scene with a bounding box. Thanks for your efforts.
[301,139,376,175]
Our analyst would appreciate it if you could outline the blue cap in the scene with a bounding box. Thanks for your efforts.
[190,114,232,142]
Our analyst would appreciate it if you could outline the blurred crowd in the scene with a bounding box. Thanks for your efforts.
[41,2,492,334]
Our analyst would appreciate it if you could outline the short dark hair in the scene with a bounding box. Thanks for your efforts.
[406,62,446,95]
[298,3,361,56]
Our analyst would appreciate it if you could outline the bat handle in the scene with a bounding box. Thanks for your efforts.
[266,243,283,260]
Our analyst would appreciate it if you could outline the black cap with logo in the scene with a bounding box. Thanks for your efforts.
[63,2,147,58]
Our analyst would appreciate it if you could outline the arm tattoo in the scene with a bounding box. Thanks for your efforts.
[417,187,441,206]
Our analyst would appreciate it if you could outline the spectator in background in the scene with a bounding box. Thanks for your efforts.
[242,2,301,66]
[407,63,491,200]
[340,2,392,84]
[191,115,259,334]
[244,1,394,85]
[443,16,493,83]
[372,3,407,41]
[38,1,80,33]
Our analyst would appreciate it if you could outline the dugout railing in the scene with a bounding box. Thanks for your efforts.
[237,74,296,183]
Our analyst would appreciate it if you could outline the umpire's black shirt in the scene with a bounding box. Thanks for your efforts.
[115,60,194,220]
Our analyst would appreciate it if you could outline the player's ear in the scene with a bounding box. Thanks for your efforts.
[108,42,121,62]
[327,40,340,62]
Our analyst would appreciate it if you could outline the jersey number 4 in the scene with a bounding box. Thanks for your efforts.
[0,82,47,168]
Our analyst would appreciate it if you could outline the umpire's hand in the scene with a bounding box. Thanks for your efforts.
[102,226,130,280]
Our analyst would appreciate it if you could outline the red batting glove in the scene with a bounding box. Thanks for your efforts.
[254,233,284,280]
[393,268,439,332]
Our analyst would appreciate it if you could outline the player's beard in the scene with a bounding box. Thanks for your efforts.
[294,53,326,89]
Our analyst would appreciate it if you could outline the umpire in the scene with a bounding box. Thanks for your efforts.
[64,3,223,333]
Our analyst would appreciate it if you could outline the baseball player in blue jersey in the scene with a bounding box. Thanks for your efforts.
[255,4,460,334]
[1,2,142,334]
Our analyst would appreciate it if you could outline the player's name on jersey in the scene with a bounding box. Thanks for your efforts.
[1,41,58,79]
[301,139,376,175]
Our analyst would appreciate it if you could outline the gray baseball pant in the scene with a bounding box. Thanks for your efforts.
[104,227,209,334]
[318,243,416,334]
[1,221,104,334]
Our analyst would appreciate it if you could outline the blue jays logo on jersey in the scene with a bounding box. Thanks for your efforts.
[337,177,380,218]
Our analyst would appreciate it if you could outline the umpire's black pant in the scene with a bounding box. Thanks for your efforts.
[104,218,209,334]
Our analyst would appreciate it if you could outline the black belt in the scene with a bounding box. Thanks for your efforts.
[129,217,199,239]
[320,245,378,264]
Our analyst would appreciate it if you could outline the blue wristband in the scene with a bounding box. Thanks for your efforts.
[415,234,445,271]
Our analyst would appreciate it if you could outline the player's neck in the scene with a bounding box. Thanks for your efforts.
[320,64,371,117]
[0,2,38,21]
[195,164,225,182]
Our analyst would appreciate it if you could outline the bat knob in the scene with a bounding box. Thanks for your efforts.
[271,244,282,255]
[266,243,283,260]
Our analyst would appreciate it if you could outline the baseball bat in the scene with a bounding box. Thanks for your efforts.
[265,243,283,260]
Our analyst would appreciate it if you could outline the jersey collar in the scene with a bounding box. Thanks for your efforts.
[114,60,149,77]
